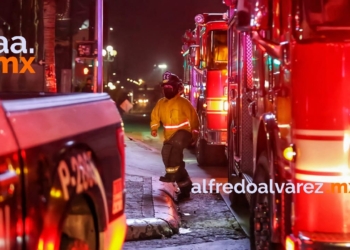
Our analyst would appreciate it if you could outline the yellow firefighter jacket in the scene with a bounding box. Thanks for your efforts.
[150,95,200,141]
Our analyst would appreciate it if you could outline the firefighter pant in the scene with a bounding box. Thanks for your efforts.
[161,130,193,193]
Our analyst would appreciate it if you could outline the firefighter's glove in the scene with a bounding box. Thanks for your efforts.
[191,130,199,145]
[151,130,157,137]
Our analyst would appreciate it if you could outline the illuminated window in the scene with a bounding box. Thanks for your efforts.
[206,30,228,70]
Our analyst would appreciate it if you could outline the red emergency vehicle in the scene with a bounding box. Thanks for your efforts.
[224,0,350,249]
[181,13,228,166]
[0,0,126,248]
[0,93,126,250]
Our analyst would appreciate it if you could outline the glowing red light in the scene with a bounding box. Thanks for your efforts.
[20,150,26,159]
[8,184,14,195]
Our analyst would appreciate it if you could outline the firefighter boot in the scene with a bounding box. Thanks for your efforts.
[177,183,193,202]
[159,173,176,182]
[176,171,192,202]
[159,165,180,182]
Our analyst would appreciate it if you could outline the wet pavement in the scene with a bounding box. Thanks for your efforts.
[123,123,250,249]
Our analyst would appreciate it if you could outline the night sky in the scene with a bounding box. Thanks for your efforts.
[109,0,227,87]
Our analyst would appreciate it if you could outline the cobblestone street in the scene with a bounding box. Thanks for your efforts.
[123,176,249,249]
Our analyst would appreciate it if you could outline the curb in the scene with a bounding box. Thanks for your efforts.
[152,177,181,230]
[125,176,181,241]
[126,136,160,153]
[126,218,173,240]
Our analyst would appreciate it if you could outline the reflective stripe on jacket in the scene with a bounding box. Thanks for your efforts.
[150,95,200,141]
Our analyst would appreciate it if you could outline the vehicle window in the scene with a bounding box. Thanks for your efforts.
[304,0,350,26]
[229,29,238,78]
[252,45,261,90]
[206,30,228,70]
[294,0,350,41]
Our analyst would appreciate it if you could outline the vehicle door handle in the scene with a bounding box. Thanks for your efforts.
[230,88,238,100]
[248,101,257,117]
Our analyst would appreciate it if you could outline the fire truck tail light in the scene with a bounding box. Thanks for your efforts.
[106,214,127,250]
[223,101,228,111]
[37,239,44,250]
[203,103,207,108]
[37,238,55,250]
[286,236,295,250]
[286,235,300,250]
[283,145,296,162]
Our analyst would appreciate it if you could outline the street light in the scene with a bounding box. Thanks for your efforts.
[106,45,113,52]
[108,82,116,90]
[103,45,117,62]
[158,64,167,69]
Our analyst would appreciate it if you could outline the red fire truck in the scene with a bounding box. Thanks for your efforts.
[0,93,126,250]
[181,13,228,166]
[224,0,350,249]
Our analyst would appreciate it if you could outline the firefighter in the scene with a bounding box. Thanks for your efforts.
[150,71,199,201]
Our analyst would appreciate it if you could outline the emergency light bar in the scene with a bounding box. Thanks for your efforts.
[194,14,205,24]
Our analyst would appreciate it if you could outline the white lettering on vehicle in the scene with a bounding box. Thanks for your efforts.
[58,152,96,200]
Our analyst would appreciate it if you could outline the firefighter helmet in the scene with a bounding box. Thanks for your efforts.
[162,71,181,84]
[162,71,183,89]
[161,71,184,99]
